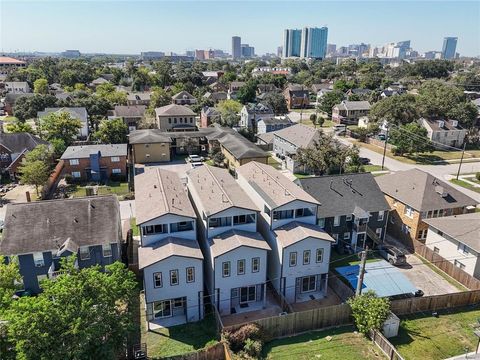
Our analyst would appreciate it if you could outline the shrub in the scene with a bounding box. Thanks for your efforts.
[347,290,390,334]
[476,172,480,182]
[243,338,263,358]
[110,174,126,182]
[64,174,75,185]
[223,323,262,352]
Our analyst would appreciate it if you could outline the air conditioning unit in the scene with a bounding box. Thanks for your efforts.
[35,262,44,267]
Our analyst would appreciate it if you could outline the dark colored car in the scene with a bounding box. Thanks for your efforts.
[359,157,370,165]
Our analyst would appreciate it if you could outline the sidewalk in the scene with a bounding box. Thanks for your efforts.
[444,352,480,359]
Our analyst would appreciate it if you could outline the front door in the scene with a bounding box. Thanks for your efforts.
[154,300,172,318]
[240,286,256,303]
[301,276,316,293]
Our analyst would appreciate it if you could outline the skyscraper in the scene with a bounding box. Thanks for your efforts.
[442,37,458,59]
[300,27,328,59]
[283,29,302,57]
[241,44,255,58]
[232,36,241,59]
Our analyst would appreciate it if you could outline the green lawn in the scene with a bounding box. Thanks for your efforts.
[293,173,311,179]
[364,164,388,172]
[330,249,382,268]
[390,306,480,360]
[2,116,18,122]
[137,295,218,359]
[450,179,480,194]
[268,156,282,170]
[70,182,132,199]
[130,218,139,236]
[262,326,385,360]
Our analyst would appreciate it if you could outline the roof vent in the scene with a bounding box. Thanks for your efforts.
[435,185,448,198]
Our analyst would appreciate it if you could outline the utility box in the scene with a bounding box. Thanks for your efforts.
[382,312,400,338]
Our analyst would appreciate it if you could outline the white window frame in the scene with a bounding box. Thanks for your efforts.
[102,244,112,257]
[69,159,79,166]
[378,211,385,221]
[376,228,383,239]
[79,246,90,260]
[111,156,120,162]
[153,272,162,288]
[222,261,230,277]
[170,269,179,285]
[458,243,469,255]
[112,168,122,174]
[72,171,81,178]
[405,206,414,219]
[333,216,341,226]
[318,218,325,229]
[303,250,311,265]
[237,259,246,275]
[454,259,466,270]
[289,252,297,267]
[252,257,260,273]
[186,267,195,283]
[346,214,352,221]
[316,249,324,263]
[33,252,45,267]
[343,232,350,240]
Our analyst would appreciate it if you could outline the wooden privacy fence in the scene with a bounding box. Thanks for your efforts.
[413,239,480,290]
[42,160,64,198]
[328,272,355,301]
[369,330,404,360]
[223,303,352,338]
[391,290,480,316]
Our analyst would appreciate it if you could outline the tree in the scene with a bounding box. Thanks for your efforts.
[33,78,49,94]
[6,122,34,134]
[236,80,257,104]
[149,87,171,109]
[213,151,225,166]
[13,94,57,122]
[95,83,127,105]
[18,159,50,196]
[309,114,317,127]
[333,79,355,92]
[40,111,82,146]
[317,90,344,117]
[448,101,479,130]
[369,94,418,125]
[389,123,433,156]
[262,92,288,115]
[216,100,242,127]
[5,259,137,360]
[94,118,128,144]
[417,80,464,119]
[0,256,21,313]
[347,290,390,335]
[316,116,325,128]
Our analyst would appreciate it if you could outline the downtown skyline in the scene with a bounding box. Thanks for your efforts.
[1,1,479,57]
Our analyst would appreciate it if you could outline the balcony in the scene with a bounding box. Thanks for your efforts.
[353,222,367,233]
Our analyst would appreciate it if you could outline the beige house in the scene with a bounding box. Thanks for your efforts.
[155,104,196,132]
[129,130,172,163]
[420,118,467,149]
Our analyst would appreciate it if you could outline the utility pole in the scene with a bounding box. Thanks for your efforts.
[456,142,467,180]
[356,246,368,297]
[381,126,389,171]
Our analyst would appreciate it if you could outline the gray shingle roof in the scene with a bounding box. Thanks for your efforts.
[172,91,195,100]
[334,101,371,111]
[273,124,321,148]
[259,117,292,126]
[376,169,478,211]
[128,130,173,144]
[113,105,146,117]
[154,104,196,117]
[37,107,88,123]
[274,221,335,248]
[127,92,151,101]
[138,237,203,269]
[0,133,49,156]
[60,144,127,160]
[298,173,390,218]
[0,195,121,255]
[424,213,480,253]
[209,229,270,258]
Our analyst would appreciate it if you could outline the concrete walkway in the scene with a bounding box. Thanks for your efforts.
[444,351,480,359]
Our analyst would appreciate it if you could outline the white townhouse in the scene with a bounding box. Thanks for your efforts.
[424,213,480,279]
[187,165,271,316]
[236,161,335,304]
[135,168,204,327]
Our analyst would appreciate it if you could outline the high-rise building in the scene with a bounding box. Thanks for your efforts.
[232,36,241,59]
[241,44,255,58]
[283,29,302,57]
[442,37,458,59]
[327,44,337,55]
[300,27,328,59]
[277,46,283,57]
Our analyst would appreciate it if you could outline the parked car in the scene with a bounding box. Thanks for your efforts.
[359,157,370,165]
[190,161,204,169]
[377,134,386,141]
[187,155,204,163]
[378,245,406,266]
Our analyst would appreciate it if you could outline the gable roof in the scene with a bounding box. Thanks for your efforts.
[424,213,480,253]
[135,168,196,224]
[259,117,292,126]
[60,144,127,160]
[237,161,319,209]
[37,107,88,122]
[334,101,371,111]
[188,164,258,216]
[0,133,49,156]
[217,130,268,159]
[155,104,196,117]
[273,123,321,148]
[113,105,146,117]
[138,237,203,269]
[376,169,477,211]
[128,129,172,144]
[0,195,121,255]
[298,173,390,218]
[127,92,151,101]
[172,90,195,100]
[274,221,335,248]
[244,103,274,114]
[209,229,270,258]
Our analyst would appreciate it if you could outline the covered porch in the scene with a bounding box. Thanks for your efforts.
[294,273,328,303]
[146,297,188,330]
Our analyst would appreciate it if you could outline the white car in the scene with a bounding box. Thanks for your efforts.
[188,155,204,163]
[190,161,204,168]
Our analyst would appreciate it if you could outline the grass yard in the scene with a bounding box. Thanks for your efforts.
[330,249,382,268]
[390,306,480,360]
[2,116,18,122]
[70,182,131,199]
[450,179,480,194]
[293,173,311,179]
[262,326,385,360]
[268,156,282,170]
[130,218,139,236]
[364,164,388,172]
[136,295,218,359]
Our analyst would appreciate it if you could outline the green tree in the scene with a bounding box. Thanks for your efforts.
[13,94,57,122]
[347,290,390,335]
[448,101,479,129]
[262,92,288,115]
[236,80,257,104]
[417,80,464,119]
[216,99,242,127]
[6,122,34,134]
[213,151,225,166]
[318,90,344,117]
[333,79,355,92]
[95,83,127,105]
[18,159,50,196]
[40,111,82,146]
[369,94,418,125]
[389,123,433,156]
[149,87,171,113]
[33,78,49,94]
[5,260,137,360]
[94,118,128,144]
[0,256,21,313]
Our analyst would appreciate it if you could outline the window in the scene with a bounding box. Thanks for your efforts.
[376,228,382,238]
[401,224,411,234]
[168,118,171,124]
[186,267,195,283]
[170,270,179,285]
[343,232,350,240]
[79,246,90,260]
[102,244,112,257]
[273,210,294,220]
[333,216,341,226]
[303,250,311,265]
[233,215,246,225]
[301,275,317,293]
[112,168,121,174]
[222,262,230,277]
[69,159,79,166]
[153,272,162,288]
[264,205,271,216]
[111,156,120,162]
[433,247,440,254]
[346,214,352,221]
[237,259,245,275]
[405,206,414,218]
[454,260,466,270]
[316,249,324,263]
[418,229,427,239]
[318,218,325,229]
[458,243,469,255]
[174,118,177,124]
[332,233,339,244]
[289,252,297,267]
[173,298,183,308]
[72,171,81,178]
[33,252,44,267]
[378,211,385,221]
[252,257,260,273]
[142,224,168,236]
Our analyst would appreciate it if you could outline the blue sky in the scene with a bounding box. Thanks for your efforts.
[1,1,479,56]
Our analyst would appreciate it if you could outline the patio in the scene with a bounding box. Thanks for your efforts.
[291,287,342,312]
[148,314,187,330]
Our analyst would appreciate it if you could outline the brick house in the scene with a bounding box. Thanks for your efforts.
[283,84,310,110]
[61,144,128,182]
[376,169,478,246]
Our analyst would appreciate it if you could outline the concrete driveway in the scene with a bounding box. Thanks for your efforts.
[135,160,191,180]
